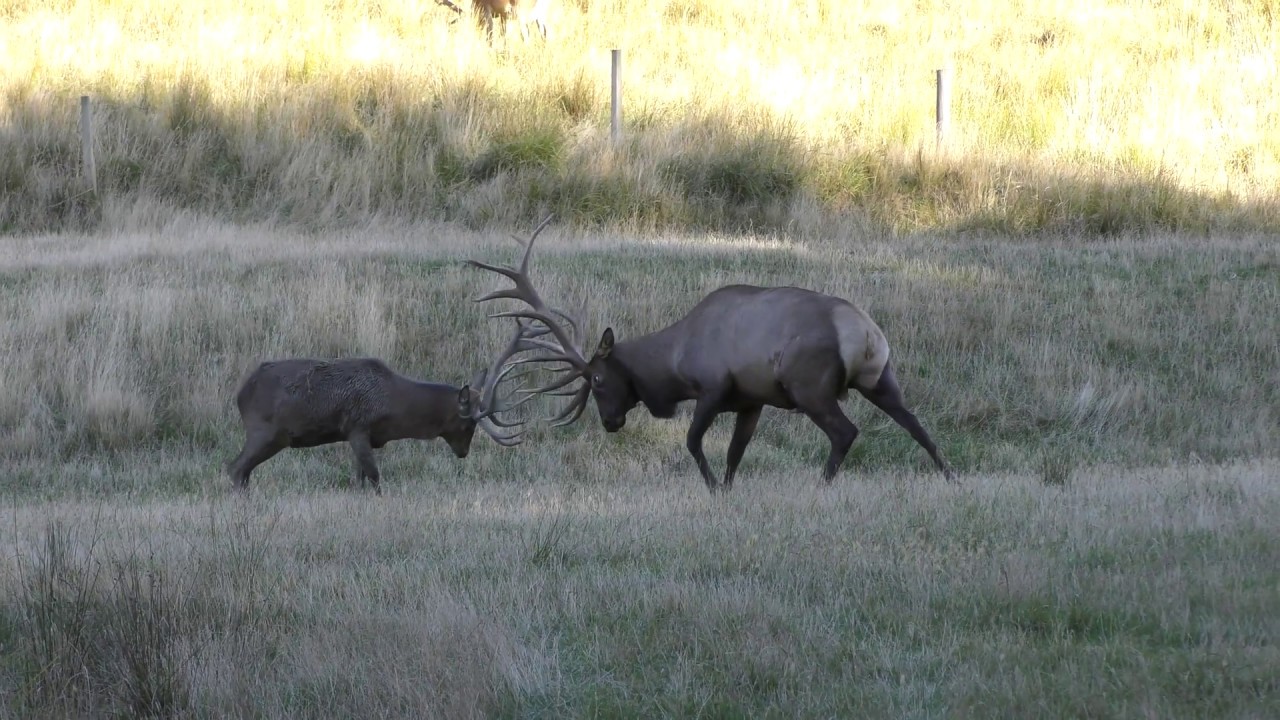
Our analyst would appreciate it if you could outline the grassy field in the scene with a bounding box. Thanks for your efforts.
[3,0,1279,235]
[2,0,1279,716]
[3,460,1277,718]
[1,222,1277,717]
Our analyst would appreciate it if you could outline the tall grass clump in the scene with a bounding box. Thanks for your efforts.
[1,0,1277,235]
[1,508,545,718]
[5,523,193,717]
[661,117,804,230]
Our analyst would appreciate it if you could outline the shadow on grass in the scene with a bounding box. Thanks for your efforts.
[2,80,1277,237]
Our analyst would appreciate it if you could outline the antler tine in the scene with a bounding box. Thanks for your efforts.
[507,354,580,370]
[544,386,586,397]
[547,384,591,427]
[475,324,539,446]
[478,319,532,408]
[494,332,582,362]
[519,213,555,275]
[478,417,523,446]
[523,323,553,340]
[466,215,589,373]
[469,319,547,445]
[483,413,526,428]
[518,369,583,396]
[549,307,581,346]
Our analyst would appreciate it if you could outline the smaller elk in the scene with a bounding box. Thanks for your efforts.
[227,322,534,494]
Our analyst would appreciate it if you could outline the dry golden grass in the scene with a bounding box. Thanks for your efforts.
[2,0,1278,234]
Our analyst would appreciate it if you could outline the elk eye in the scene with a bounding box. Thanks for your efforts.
[591,373,603,387]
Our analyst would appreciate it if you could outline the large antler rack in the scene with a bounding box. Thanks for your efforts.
[466,214,594,427]
[468,318,549,446]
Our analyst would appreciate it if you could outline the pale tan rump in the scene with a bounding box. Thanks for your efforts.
[832,304,889,390]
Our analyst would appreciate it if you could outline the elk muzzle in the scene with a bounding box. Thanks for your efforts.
[600,413,626,433]
[444,429,475,458]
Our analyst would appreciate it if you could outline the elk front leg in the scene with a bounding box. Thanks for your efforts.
[723,406,762,490]
[686,391,728,492]
[348,433,382,495]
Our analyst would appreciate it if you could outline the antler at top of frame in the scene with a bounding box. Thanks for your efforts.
[466,214,594,427]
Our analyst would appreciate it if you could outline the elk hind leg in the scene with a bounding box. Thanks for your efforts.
[855,362,955,481]
[788,371,859,481]
[798,401,859,482]
[227,429,286,491]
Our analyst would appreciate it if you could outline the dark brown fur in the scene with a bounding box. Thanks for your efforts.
[228,359,491,494]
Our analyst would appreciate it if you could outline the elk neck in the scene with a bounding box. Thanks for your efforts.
[385,378,463,439]
[611,329,694,418]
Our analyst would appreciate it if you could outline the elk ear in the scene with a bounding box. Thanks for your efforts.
[595,327,615,360]
[457,385,473,417]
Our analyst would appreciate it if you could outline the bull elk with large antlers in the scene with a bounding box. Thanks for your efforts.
[226,321,537,494]
[468,216,956,492]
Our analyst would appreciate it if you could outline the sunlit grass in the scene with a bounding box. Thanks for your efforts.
[2,0,1277,234]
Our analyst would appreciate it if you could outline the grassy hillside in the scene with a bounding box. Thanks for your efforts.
[3,0,1279,235]
[2,222,1276,480]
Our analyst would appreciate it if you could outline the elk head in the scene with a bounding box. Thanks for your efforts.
[448,317,543,456]
[579,327,645,432]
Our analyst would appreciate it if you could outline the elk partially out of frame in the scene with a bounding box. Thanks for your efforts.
[468,216,956,492]
[469,0,551,42]
[226,321,536,494]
